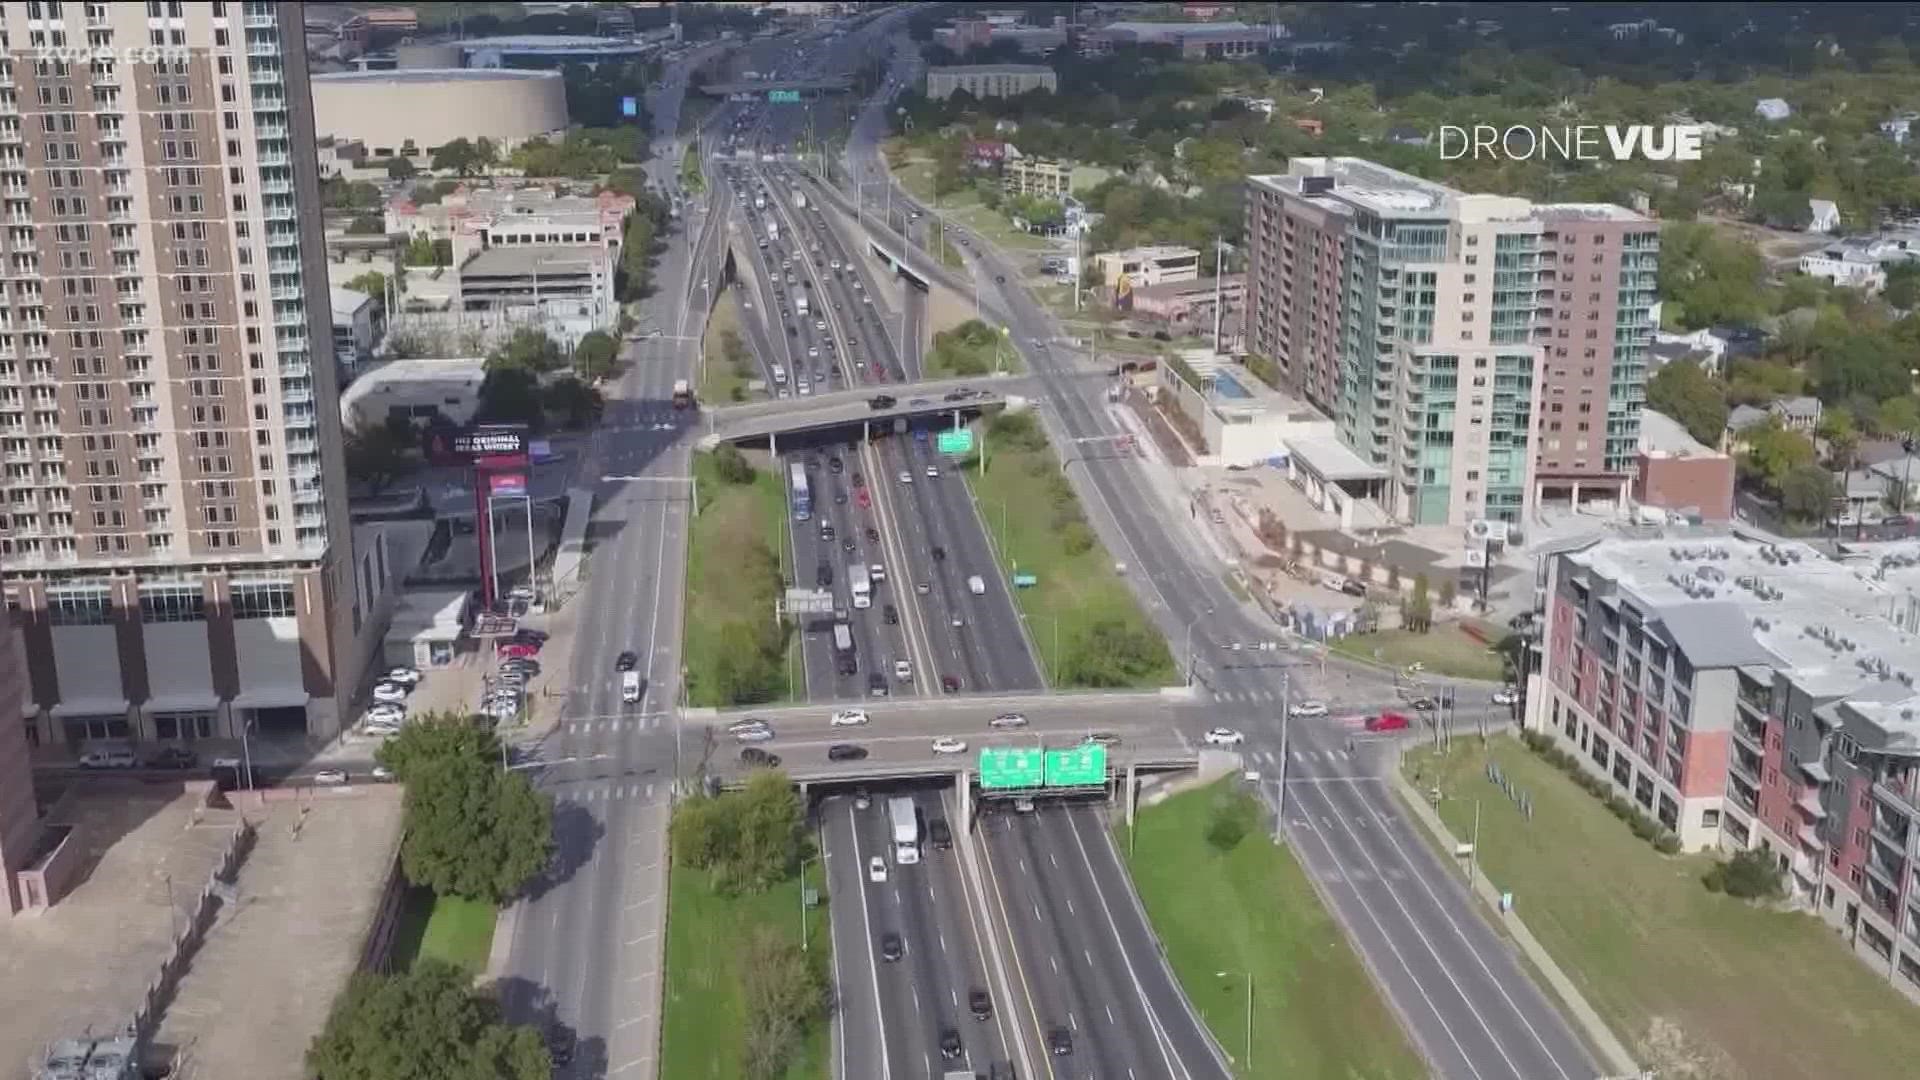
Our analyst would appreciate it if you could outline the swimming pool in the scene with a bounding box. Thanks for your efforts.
[1211,371,1251,399]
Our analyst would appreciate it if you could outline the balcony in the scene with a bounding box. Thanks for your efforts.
[1729,751,1762,787]
[246,39,282,59]
[256,150,289,167]
[281,388,314,406]
[1866,840,1906,886]
[245,11,278,29]
[260,178,293,197]
[285,438,318,456]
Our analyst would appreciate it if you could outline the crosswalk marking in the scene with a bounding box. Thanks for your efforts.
[557,782,670,807]
[564,717,664,735]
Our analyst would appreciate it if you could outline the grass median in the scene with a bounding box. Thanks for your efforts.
[924,319,1024,380]
[661,859,829,1080]
[1123,780,1425,1079]
[684,449,796,707]
[1403,736,1920,1080]
[961,411,1176,688]
[388,888,497,975]
[700,290,754,404]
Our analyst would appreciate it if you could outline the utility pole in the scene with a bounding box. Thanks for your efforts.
[1275,673,1292,839]
[1212,235,1225,354]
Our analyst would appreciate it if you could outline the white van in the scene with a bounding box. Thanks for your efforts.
[621,670,644,703]
[966,575,986,596]
[771,365,788,385]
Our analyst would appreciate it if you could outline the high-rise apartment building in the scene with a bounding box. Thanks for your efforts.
[1533,536,1920,1002]
[0,573,37,915]
[0,1,355,748]
[1244,158,1656,526]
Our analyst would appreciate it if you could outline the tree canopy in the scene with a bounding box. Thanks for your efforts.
[573,330,620,381]
[399,738,554,904]
[306,960,548,1080]
[1646,360,1729,447]
[489,328,566,375]
[669,769,805,894]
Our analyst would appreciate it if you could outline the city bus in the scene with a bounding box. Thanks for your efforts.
[789,461,811,521]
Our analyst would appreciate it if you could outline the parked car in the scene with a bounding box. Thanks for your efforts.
[366,703,407,723]
[314,769,350,785]
[371,682,410,704]
[383,667,422,686]
[498,642,540,660]
[144,746,197,770]
[1492,687,1520,705]
[77,748,136,769]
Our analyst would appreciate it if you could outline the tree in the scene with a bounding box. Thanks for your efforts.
[668,770,805,894]
[432,137,483,177]
[344,270,388,305]
[1885,262,1920,311]
[1779,463,1838,522]
[477,367,544,428]
[1204,790,1259,852]
[1645,359,1729,447]
[344,423,412,493]
[307,960,548,1080]
[403,232,451,267]
[401,750,554,903]
[740,929,830,1080]
[490,328,565,375]
[375,713,500,781]
[1873,396,1920,438]
[1403,573,1433,633]
[541,376,603,430]
[1703,848,1786,901]
[1060,617,1171,687]
[346,214,385,235]
[1816,410,1858,472]
[1742,418,1815,491]
[1657,222,1768,329]
[572,330,620,381]
[711,444,754,485]
[386,156,418,180]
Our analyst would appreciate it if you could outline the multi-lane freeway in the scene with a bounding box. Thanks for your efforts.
[491,14,1611,1080]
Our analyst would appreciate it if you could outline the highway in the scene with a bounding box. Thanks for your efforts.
[979,800,1229,1080]
[813,37,1608,1080]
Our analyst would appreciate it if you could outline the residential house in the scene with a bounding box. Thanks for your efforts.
[1770,396,1822,433]
[1385,124,1429,147]
[1807,198,1841,234]
[1866,455,1920,510]
[1724,404,1770,450]
[1754,97,1792,121]
[1882,112,1919,145]
[1798,241,1887,290]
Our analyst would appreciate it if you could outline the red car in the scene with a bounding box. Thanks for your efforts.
[1364,711,1411,733]
[498,642,541,660]
[855,488,871,510]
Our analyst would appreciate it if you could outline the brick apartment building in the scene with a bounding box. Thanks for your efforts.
[1532,534,1920,1001]
[1243,158,1657,526]
[0,3,358,749]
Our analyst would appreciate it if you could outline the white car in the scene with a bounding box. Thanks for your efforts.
[1493,688,1520,705]
[893,659,913,681]
[990,713,1028,729]
[831,709,870,727]
[868,855,887,883]
[371,682,410,704]
[371,765,395,782]
[366,702,406,723]
[898,470,913,484]
[925,465,939,478]
[314,769,350,785]
[1288,701,1329,718]
[1203,727,1245,747]
[931,736,967,755]
[384,667,422,686]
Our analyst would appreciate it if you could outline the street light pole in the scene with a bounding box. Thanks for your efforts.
[1215,970,1252,1070]
[1275,672,1291,835]
[800,853,817,951]
[1183,608,1214,687]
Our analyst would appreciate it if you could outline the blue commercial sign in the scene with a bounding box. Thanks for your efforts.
[621,96,638,117]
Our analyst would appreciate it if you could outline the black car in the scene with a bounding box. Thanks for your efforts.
[880,932,904,962]
[941,674,960,693]
[145,746,196,770]
[939,1027,962,1059]
[834,492,849,505]
[838,655,858,677]
[615,650,639,672]
[1340,579,1368,597]
[842,537,856,552]
[829,455,844,473]
[931,545,946,562]
[995,274,1006,283]
[928,817,953,849]
[1048,1026,1072,1056]
[547,1025,577,1067]
[852,472,865,488]
[1409,696,1437,711]
[969,988,993,1021]
[740,747,782,769]
[868,394,897,410]
[883,604,899,625]
[513,628,550,645]
[867,672,889,696]
[828,743,868,762]
[864,527,880,542]
[816,563,834,587]
[788,325,799,336]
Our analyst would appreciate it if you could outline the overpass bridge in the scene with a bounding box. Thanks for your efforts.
[702,375,1027,443]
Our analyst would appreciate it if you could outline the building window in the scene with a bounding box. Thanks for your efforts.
[47,586,112,626]
[153,712,214,740]
[1701,808,1720,829]
[231,581,295,619]
[139,583,205,622]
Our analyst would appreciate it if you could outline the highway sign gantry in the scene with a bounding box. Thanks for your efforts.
[936,428,974,455]
[1044,744,1107,787]
[979,746,1045,789]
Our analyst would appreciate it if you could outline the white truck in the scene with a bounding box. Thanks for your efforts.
[849,563,872,609]
[888,796,920,865]
[794,191,808,210]
[767,220,779,242]
[795,292,809,316]
[753,194,766,210]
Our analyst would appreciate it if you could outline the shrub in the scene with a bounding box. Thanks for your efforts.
[1653,832,1683,855]
[1518,731,1683,858]
[1704,848,1786,901]
[1205,791,1260,853]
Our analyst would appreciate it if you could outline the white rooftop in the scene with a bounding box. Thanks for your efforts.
[1567,535,1920,702]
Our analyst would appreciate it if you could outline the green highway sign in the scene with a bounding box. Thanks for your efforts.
[1011,572,1038,588]
[937,429,974,455]
[1045,744,1107,787]
[768,89,800,103]
[979,747,1045,789]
